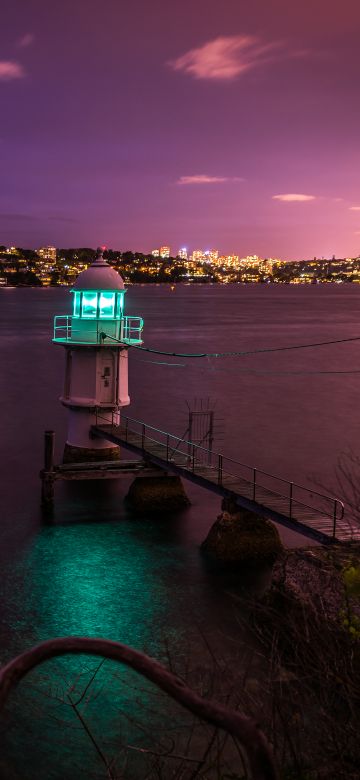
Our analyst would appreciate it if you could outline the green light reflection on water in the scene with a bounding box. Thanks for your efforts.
[2,521,187,779]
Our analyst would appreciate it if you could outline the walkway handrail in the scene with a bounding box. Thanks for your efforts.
[94,411,345,534]
[111,413,342,508]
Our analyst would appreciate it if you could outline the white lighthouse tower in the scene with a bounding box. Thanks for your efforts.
[53,248,143,462]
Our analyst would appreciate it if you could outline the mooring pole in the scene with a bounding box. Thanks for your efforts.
[41,430,55,509]
[44,430,55,472]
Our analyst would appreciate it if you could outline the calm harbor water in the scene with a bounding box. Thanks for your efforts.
[1,283,360,777]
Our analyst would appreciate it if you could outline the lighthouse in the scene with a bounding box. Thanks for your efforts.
[53,248,143,463]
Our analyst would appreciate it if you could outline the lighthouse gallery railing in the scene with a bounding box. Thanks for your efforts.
[53,315,143,344]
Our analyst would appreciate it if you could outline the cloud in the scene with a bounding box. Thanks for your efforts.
[177,174,243,185]
[349,206,360,211]
[17,33,34,48]
[272,193,316,202]
[0,61,25,80]
[47,215,79,223]
[0,213,37,222]
[169,35,277,81]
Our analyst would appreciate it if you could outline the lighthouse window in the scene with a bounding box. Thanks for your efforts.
[116,292,124,318]
[73,292,81,317]
[82,292,98,318]
[99,292,115,318]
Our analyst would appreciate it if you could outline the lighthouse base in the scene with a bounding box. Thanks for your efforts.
[126,475,190,515]
[63,443,121,464]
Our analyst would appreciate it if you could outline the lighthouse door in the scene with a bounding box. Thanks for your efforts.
[98,353,114,404]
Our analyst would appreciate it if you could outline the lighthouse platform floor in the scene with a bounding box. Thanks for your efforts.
[40,438,163,510]
[91,414,360,546]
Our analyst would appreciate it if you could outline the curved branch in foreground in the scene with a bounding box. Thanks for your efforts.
[0,636,277,780]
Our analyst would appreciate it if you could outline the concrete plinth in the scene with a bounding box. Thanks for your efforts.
[202,506,283,567]
[63,443,120,464]
[126,475,190,514]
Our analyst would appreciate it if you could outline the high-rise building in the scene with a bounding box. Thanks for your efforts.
[38,246,57,261]
[207,249,219,263]
[191,250,204,263]
[178,247,188,260]
[151,249,160,257]
[160,246,170,258]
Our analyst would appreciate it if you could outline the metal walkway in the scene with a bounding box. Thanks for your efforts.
[91,415,360,545]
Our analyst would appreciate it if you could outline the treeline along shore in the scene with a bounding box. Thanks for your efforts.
[2,245,360,286]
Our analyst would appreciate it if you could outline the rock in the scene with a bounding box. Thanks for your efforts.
[126,475,190,514]
[201,509,283,566]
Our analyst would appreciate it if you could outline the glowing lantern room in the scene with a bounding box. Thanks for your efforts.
[53,249,143,345]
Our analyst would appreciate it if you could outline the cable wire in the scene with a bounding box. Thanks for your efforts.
[101,331,360,359]
[132,357,360,375]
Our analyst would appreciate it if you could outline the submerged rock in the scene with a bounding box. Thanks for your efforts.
[202,509,283,567]
[126,475,190,514]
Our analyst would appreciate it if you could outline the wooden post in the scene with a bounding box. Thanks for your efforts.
[41,430,55,509]
[44,430,55,472]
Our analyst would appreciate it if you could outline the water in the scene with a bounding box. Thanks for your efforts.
[0,283,360,777]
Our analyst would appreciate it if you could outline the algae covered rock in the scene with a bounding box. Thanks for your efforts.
[126,475,190,514]
[202,509,283,566]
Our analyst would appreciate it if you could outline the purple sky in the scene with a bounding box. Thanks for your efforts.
[1,0,360,259]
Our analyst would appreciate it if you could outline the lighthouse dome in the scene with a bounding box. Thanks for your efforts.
[72,248,125,291]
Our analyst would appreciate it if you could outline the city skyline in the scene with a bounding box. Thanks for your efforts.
[1,0,360,258]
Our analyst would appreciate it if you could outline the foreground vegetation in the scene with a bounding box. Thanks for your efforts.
[1,544,359,779]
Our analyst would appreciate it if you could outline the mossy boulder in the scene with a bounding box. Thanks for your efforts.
[202,509,283,566]
[126,475,190,514]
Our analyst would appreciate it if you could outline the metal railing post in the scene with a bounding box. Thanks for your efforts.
[333,501,337,539]
[141,423,145,450]
[218,454,223,486]
[289,481,293,519]
[253,468,256,501]
[166,434,169,462]
[192,444,195,472]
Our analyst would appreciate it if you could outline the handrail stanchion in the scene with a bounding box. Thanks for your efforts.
[192,444,195,472]
[333,501,337,539]
[142,424,145,450]
[166,434,169,462]
[218,455,223,486]
[253,468,256,501]
[289,482,293,519]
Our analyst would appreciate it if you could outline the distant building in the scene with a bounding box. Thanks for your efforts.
[151,249,160,257]
[38,246,57,261]
[191,249,204,263]
[178,247,188,260]
[160,246,170,258]
[207,249,219,263]
[225,255,239,268]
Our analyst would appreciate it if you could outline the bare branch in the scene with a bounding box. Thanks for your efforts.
[0,636,277,780]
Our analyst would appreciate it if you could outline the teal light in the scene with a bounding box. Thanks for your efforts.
[116,292,124,318]
[99,292,115,318]
[82,292,98,318]
[73,291,81,317]
[70,289,126,320]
